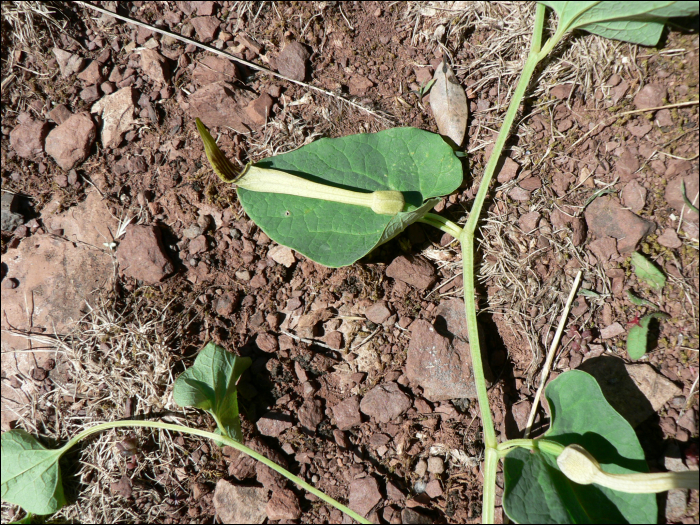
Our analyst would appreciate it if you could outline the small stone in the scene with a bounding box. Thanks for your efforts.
[10,119,50,159]
[332,395,362,430]
[256,412,293,437]
[634,84,666,110]
[324,330,343,349]
[424,479,443,498]
[80,85,101,103]
[245,93,274,126]
[48,104,73,124]
[655,109,674,127]
[519,177,542,191]
[349,75,374,96]
[600,322,625,339]
[360,382,411,423]
[348,477,382,518]
[427,456,444,474]
[585,196,654,253]
[621,180,647,212]
[77,60,103,84]
[298,398,324,431]
[665,174,699,224]
[276,41,310,81]
[657,228,682,249]
[496,158,520,183]
[267,488,302,520]
[192,56,240,85]
[518,211,539,232]
[627,121,652,138]
[588,236,619,262]
[509,186,531,201]
[365,301,392,324]
[215,292,237,316]
[256,332,278,353]
[53,47,85,77]
[615,147,640,182]
[213,480,267,524]
[45,112,96,170]
[386,255,436,290]
[139,49,170,85]
[414,459,428,477]
[551,83,574,99]
[249,273,267,288]
[116,224,174,284]
[191,16,219,43]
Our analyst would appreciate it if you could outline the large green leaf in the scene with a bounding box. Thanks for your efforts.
[503,370,656,524]
[540,1,699,45]
[238,127,462,267]
[1,430,66,515]
[173,342,252,442]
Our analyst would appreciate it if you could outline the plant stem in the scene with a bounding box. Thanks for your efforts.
[418,213,463,239]
[457,4,554,523]
[59,420,370,524]
[496,438,566,458]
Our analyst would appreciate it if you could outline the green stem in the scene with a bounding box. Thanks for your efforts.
[496,438,566,458]
[457,4,559,523]
[418,213,463,239]
[59,420,370,524]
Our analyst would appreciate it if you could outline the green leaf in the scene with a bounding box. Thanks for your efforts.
[627,312,671,360]
[503,370,656,524]
[578,288,601,298]
[173,342,252,442]
[540,1,699,45]
[630,251,666,291]
[238,127,463,267]
[626,289,656,307]
[1,430,66,515]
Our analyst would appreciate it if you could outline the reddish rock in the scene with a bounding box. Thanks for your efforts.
[45,112,96,170]
[80,85,101,103]
[634,83,666,110]
[621,180,647,213]
[349,75,374,96]
[386,255,436,290]
[196,1,215,16]
[256,411,293,437]
[496,158,520,183]
[116,224,174,284]
[48,104,73,124]
[192,56,239,85]
[298,398,324,431]
[256,332,278,353]
[77,60,103,84]
[332,395,362,430]
[213,480,267,524]
[425,479,443,498]
[551,83,574,99]
[665,174,699,224]
[191,16,219,42]
[267,488,302,520]
[90,87,139,149]
[139,49,170,85]
[53,47,85,77]
[519,177,542,191]
[584,196,654,253]
[360,382,410,423]
[249,273,267,288]
[276,41,310,81]
[324,330,343,349]
[509,186,531,201]
[615,147,640,182]
[188,234,208,254]
[600,322,625,339]
[10,119,50,159]
[365,301,392,324]
[245,93,274,126]
[348,477,382,517]
[572,217,587,246]
[657,228,682,249]
[215,292,237,316]
[588,236,619,262]
[518,211,539,232]
[184,81,256,132]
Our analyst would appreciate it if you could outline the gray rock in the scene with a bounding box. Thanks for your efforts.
[1,194,24,232]
[213,480,267,524]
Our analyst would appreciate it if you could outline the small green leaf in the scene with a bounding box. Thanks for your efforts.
[578,288,601,298]
[630,251,666,291]
[503,370,656,524]
[626,289,656,307]
[681,180,699,214]
[239,127,463,267]
[540,1,699,46]
[173,342,252,442]
[627,312,671,360]
[1,430,66,515]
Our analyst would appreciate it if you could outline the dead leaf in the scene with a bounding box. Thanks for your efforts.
[429,59,468,147]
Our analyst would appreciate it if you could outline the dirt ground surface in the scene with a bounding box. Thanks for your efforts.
[1,2,698,524]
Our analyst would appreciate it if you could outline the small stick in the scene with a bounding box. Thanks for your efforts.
[523,270,582,438]
[75,1,391,124]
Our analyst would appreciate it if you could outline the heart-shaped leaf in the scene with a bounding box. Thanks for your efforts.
[173,342,252,442]
[238,127,462,267]
[540,1,699,46]
[503,370,656,524]
[1,429,66,515]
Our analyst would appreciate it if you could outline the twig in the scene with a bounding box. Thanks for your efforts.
[280,330,336,351]
[75,1,391,124]
[350,327,381,351]
[523,270,582,438]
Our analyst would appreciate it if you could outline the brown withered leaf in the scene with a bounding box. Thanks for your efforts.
[429,59,468,147]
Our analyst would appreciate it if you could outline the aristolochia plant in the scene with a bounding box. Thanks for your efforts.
[2,2,698,524]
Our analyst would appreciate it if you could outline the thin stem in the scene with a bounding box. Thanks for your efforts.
[419,213,464,239]
[496,438,566,458]
[459,4,550,524]
[60,420,370,524]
